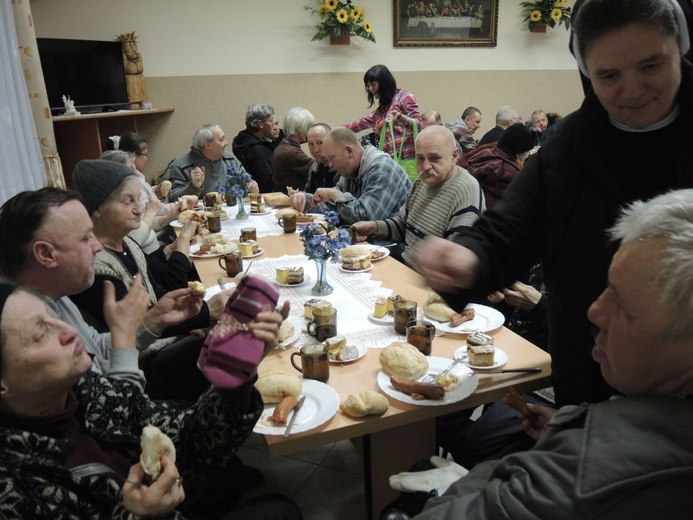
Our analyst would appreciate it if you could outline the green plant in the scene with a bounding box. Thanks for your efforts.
[520,0,572,31]
[304,0,376,43]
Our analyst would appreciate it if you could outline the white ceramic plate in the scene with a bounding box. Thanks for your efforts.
[249,209,272,216]
[367,312,394,326]
[203,283,235,301]
[365,245,390,262]
[190,242,237,258]
[339,264,373,273]
[328,338,367,363]
[241,248,265,259]
[275,274,312,288]
[253,379,340,435]
[377,356,477,406]
[454,346,509,370]
[425,303,505,335]
[277,317,303,348]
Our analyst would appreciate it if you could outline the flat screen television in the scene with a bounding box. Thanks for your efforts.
[37,38,130,114]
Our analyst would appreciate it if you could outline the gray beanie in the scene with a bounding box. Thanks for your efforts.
[498,123,535,156]
[72,159,135,214]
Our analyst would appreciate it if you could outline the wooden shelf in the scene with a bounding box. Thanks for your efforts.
[53,107,174,187]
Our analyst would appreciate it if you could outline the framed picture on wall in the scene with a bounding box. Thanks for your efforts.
[394,0,499,47]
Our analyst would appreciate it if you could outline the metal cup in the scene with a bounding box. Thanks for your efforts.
[406,320,436,356]
[218,250,243,277]
[290,344,330,382]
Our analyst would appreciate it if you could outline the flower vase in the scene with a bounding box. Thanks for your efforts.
[311,258,333,296]
[236,196,248,220]
[530,22,547,33]
[330,29,351,45]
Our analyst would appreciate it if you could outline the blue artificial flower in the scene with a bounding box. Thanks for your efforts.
[301,219,348,261]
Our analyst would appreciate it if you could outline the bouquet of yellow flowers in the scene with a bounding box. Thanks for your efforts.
[304,0,376,43]
[520,0,572,31]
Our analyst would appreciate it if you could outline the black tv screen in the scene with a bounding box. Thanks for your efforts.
[37,38,129,113]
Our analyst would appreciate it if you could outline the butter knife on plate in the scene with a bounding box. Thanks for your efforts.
[283,395,306,438]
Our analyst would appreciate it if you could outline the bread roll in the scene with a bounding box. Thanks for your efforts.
[263,192,291,207]
[340,245,371,258]
[187,281,206,296]
[255,370,303,404]
[278,320,296,343]
[179,195,198,211]
[140,425,176,480]
[178,210,204,224]
[340,391,389,417]
[276,207,300,219]
[423,291,456,322]
[379,342,429,380]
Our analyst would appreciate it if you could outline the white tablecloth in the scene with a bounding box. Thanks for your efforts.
[247,254,408,349]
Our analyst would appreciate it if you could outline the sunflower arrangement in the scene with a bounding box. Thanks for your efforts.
[304,0,376,43]
[520,0,572,31]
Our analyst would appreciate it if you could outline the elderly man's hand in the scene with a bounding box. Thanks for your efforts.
[190,166,205,188]
[414,237,480,293]
[350,221,377,242]
[247,180,260,194]
[312,188,342,205]
[290,192,307,212]
[143,287,204,336]
[520,403,556,441]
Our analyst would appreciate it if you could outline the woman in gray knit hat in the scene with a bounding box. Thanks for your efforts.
[70,159,230,402]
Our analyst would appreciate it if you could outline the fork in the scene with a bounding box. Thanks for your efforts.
[421,357,463,384]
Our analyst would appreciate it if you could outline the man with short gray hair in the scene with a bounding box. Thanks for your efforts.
[479,105,519,145]
[160,123,249,201]
[233,103,282,192]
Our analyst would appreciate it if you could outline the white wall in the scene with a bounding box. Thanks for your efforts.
[31,0,578,76]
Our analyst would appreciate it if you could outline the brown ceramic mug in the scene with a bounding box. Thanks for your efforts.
[239,227,257,242]
[406,320,436,356]
[278,213,297,233]
[307,307,338,342]
[218,250,243,277]
[291,344,330,382]
[206,214,222,233]
[393,300,417,335]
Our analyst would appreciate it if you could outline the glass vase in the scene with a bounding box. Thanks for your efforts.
[311,258,333,296]
[236,196,248,220]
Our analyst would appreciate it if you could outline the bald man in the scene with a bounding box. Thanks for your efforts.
[351,126,485,267]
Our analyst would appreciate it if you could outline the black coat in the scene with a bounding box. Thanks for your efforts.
[443,60,693,406]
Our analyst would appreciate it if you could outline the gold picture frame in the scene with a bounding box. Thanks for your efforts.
[394,0,499,47]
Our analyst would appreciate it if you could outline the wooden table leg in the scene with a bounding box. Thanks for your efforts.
[363,419,437,519]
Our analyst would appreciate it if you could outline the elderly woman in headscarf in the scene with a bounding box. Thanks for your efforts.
[0,282,301,519]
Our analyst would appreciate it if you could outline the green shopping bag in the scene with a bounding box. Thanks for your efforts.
[379,120,419,183]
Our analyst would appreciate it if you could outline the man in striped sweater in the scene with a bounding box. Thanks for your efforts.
[351,125,485,267]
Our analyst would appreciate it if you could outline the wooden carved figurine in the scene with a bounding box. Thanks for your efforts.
[115,32,148,109]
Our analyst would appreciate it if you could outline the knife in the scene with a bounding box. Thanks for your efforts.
[283,395,306,438]
[498,367,542,373]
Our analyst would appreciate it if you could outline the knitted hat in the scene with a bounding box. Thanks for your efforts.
[72,159,135,214]
[498,123,535,156]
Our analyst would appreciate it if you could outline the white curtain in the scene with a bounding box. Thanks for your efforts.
[0,0,46,204]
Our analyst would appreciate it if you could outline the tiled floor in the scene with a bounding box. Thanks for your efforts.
[235,404,489,520]
[236,433,367,520]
